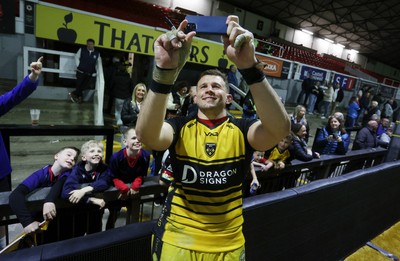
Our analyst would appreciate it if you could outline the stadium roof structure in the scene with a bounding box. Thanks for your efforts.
[220,0,400,71]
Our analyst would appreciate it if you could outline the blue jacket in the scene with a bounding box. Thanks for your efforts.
[61,161,111,203]
[347,101,360,119]
[9,166,72,227]
[314,127,350,155]
[0,76,39,180]
[109,149,150,182]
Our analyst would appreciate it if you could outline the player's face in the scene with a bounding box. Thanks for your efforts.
[82,145,103,165]
[55,149,78,169]
[124,129,142,153]
[195,75,232,112]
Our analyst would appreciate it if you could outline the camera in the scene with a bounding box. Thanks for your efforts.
[184,16,227,35]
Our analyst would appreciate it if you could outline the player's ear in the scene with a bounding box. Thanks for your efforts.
[226,94,233,104]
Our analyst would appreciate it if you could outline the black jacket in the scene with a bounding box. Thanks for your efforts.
[121,99,140,126]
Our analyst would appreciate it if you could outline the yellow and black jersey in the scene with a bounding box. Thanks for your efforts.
[266,146,291,163]
[153,114,257,253]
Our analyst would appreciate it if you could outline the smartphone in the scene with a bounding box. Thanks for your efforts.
[185,16,227,35]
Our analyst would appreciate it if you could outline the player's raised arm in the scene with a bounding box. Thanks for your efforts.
[136,20,196,150]
[223,15,290,150]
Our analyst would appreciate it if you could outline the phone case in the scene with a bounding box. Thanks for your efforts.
[185,16,227,35]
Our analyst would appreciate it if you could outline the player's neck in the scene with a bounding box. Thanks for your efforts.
[197,109,227,121]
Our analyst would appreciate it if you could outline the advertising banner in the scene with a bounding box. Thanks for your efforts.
[333,73,356,91]
[300,65,327,82]
[36,4,226,68]
[256,54,290,79]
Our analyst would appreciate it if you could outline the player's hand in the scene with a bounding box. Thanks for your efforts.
[43,202,57,220]
[153,20,196,85]
[223,16,257,70]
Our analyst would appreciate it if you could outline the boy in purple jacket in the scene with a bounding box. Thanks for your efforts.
[61,140,111,236]
[0,57,43,248]
[9,146,80,243]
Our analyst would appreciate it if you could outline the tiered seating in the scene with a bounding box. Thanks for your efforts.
[42,0,184,30]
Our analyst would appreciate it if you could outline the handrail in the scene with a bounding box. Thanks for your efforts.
[23,46,105,126]
[0,146,386,224]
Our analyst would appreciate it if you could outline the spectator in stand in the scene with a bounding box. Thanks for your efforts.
[330,82,344,115]
[251,151,269,171]
[106,127,150,229]
[297,73,313,106]
[61,140,110,236]
[357,91,371,126]
[290,105,310,143]
[227,64,238,87]
[352,120,380,150]
[9,146,80,243]
[227,65,241,106]
[0,56,43,249]
[186,85,198,116]
[248,163,260,195]
[112,63,134,126]
[376,117,390,137]
[307,81,320,114]
[166,81,190,118]
[291,123,320,161]
[391,99,399,121]
[314,80,326,115]
[362,100,380,127]
[262,135,293,171]
[381,99,394,121]
[314,115,350,155]
[121,83,147,127]
[242,90,257,119]
[373,93,385,111]
[69,39,102,104]
[333,111,345,122]
[345,96,360,128]
[103,56,120,114]
[320,82,334,119]
[378,122,394,149]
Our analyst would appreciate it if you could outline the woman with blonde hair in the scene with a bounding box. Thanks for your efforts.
[290,105,310,143]
[121,83,147,127]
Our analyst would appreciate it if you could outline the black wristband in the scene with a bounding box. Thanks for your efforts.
[239,67,266,85]
[150,80,173,94]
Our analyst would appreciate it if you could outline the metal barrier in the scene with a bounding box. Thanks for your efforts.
[245,147,387,195]
[2,161,399,261]
[0,141,387,246]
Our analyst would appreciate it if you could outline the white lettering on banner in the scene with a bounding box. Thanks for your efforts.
[311,71,325,81]
[265,64,277,71]
[181,165,237,185]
